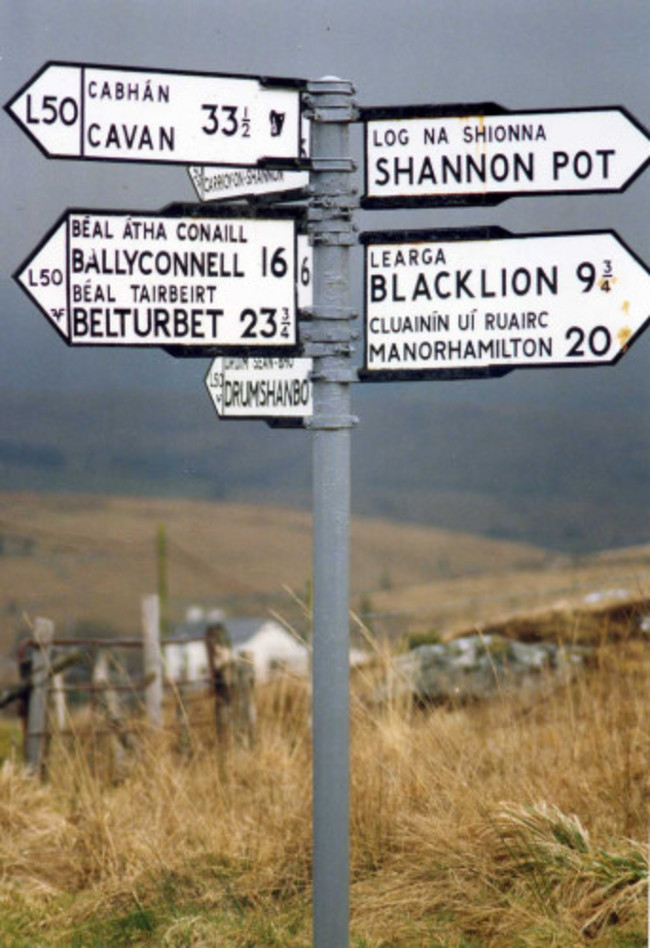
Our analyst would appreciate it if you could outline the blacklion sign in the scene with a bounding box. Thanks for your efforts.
[362,227,650,379]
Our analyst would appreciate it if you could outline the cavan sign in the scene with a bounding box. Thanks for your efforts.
[5,61,306,167]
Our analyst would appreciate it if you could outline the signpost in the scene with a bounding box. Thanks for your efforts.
[362,227,650,379]
[5,61,306,167]
[362,104,650,206]
[205,355,313,420]
[14,208,299,349]
[6,59,650,948]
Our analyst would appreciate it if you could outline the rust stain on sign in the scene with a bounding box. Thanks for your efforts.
[617,325,632,350]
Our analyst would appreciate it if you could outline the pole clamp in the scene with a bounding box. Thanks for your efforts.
[299,308,358,324]
[304,414,359,430]
[308,156,357,174]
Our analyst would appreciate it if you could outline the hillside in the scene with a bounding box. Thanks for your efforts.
[1,383,649,554]
[0,490,551,656]
[367,545,650,639]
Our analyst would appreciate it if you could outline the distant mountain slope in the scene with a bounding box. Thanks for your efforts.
[0,491,550,653]
[1,383,648,552]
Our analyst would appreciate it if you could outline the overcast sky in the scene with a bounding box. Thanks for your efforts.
[1,0,649,539]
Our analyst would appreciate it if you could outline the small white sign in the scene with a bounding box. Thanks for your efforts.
[363,228,650,377]
[363,106,650,205]
[6,61,304,166]
[15,209,299,349]
[188,165,310,202]
[206,355,313,419]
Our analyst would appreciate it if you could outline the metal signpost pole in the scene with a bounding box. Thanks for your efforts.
[304,76,358,948]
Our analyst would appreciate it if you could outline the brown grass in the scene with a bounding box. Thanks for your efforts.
[0,620,647,946]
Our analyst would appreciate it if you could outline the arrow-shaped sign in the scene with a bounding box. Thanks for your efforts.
[5,61,305,167]
[205,355,313,421]
[188,164,310,203]
[15,207,300,351]
[362,104,650,207]
[361,227,650,380]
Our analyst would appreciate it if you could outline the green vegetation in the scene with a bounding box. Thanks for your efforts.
[406,627,442,649]
[0,718,21,765]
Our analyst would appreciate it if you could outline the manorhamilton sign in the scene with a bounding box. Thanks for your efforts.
[362,226,650,379]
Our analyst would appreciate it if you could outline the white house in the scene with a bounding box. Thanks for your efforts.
[163,612,309,685]
[235,619,309,683]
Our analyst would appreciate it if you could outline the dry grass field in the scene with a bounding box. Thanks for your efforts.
[0,490,648,945]
[0,615,647,946]
[2,489,649,656]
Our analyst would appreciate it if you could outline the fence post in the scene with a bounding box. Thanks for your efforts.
[25,617,54,777]
[233,653,256,749]
[142,594,163,728]
[205,623,234,748]
[51,673,67,732]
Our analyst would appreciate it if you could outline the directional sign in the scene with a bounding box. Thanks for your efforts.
[5,61,305,167]
[15,208,299,350]
[362,104,650,207]
[188,165,310,202]
[361,227,650,380]
[206,355,313,420]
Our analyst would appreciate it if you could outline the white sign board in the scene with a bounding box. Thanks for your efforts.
[362,227,650,379]
[15,209,299,349]
[363,105,650,206]
[5,61,304,166]
[188,165,310,202]
[206,356,313,419]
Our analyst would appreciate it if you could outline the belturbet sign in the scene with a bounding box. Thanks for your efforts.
[14,208,300,349]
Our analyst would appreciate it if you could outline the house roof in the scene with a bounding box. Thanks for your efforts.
[169,616,286,649]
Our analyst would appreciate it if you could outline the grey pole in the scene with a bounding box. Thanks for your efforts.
[304,77,358,948]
